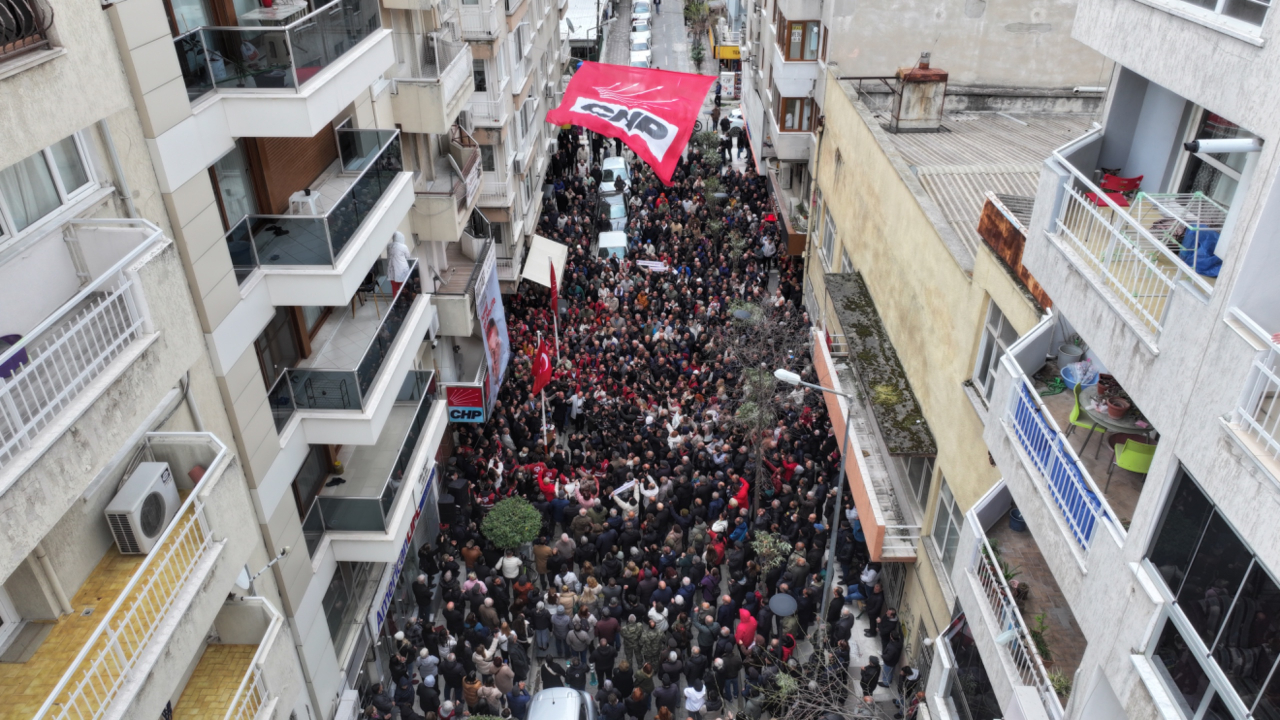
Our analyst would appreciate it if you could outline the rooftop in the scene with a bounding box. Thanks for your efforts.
[836,89,1093,258]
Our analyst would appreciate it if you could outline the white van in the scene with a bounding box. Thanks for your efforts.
[595,231,628,259]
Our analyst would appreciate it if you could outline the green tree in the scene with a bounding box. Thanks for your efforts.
[482,497,542,549]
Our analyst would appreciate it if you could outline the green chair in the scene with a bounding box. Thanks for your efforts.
[1107,433,1156,480]
[1064,386,1106,442]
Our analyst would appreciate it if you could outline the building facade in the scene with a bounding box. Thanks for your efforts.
[0,0,565,714]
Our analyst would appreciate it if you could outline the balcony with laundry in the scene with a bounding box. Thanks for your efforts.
[410,126,484,244]
[265,260,435,445]
[170,0,393,138]
[220,126,414,307]
[0,433,257,720]
[392,33,476,135]
[301,370,444,559]
[1030,68,1256,350]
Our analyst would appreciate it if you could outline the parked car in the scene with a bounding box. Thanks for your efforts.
[630,54,650,68]
[594,231,628,259]
[630,19,651,36]
[630,37,651,64]
[601,157,630,191]
[530,688,598,720]
[632,1,651,21]
[598,192,628,231]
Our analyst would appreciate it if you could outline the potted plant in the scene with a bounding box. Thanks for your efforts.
[482,497,542,549]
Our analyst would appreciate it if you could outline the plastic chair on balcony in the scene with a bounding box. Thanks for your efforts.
[1065,385,1106,445]
[1085,174,1143,209]
[1106,433,1156,483]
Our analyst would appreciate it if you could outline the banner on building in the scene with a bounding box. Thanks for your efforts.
[445,383,487,423]
[546,62,716,185]
[475,249,509,415]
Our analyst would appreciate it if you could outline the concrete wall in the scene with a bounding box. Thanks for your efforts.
[808,69,1048,636]
[822,0,1111,89]
[0,241,207,584]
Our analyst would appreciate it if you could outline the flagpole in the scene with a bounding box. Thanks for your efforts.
[553,306,560,362]
[538,330,548,447]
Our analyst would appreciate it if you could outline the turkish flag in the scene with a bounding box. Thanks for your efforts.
[546,62,716,186]
[549,259,559,315]
[532,338,553,394]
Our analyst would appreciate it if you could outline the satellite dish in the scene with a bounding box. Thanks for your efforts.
[566,18,575,32]
[235,565,252,591]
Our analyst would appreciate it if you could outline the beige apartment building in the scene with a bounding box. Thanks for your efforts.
[0,0,567,714]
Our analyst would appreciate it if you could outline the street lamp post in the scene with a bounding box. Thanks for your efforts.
[774,368,856,648]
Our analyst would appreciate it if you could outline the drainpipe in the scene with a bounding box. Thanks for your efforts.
[181,371,206,432]
[97,118,138,220]
[34,543,74,616]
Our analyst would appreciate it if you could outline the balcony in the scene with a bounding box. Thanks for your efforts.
[497,235,524,283]
[267,263,434,445]
[392,36,475,135]
[1225,309,1280,479]
[432,240,492,337]
[409,128,483,243]
[460,0,504,38]
[11,433,250,720]
[766,166,809,254]
[302,371,444,560]
[172,0,393,138]
[467,90,510,126]
[0,220,163,472]
[951,482,1087,720]
[480,179,516,207]
[225,128,414,307]
[173,597,287,720]
[766,107,813,162]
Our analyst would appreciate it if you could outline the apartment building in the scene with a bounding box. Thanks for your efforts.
[0,0,562,716]
[0,0,307,718]
[735,0,1110,255]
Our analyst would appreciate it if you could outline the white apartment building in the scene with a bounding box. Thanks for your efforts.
[921,0,1280,718]
[735,0,1108,253]
[0,0,565,714]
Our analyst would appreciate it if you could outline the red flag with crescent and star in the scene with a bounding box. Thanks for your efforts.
[546,62,716,185]
[532,338,553,394]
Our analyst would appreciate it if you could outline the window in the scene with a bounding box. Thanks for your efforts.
[896,456,934,510]
[0,0,54,62]
[839,251,853,274]
[210,139,259,229]
[0,134,94,242]
[254,306,303,387]
[480,145,497,172]
[1178,110,1254,208]
[291,445,330,519]
[820,205,836,269]
[777,16,820,61]
[323,562,375,653]
[473,59,488,92]
[973,300,1017,402]
[1179,0,1268,26]
[777,96,815,131]
[1146,467,1280,717]
[931,479,962,572]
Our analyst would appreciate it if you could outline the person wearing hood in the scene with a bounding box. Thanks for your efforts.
[387,231,411,296]
[551,603,573,657]
[395,675,423,719]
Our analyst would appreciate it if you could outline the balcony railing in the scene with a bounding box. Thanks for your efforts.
[511,55,530,94]
[460,0,502,38]
[224,598,284,720]
[496,242,523,281]
[225,129,402,281]
[0,0,54,62]
[413,32,473,106]
[1228,308,1280,466]
[174,0,383,104]
[468,94,506,124]
[303,371,434,550]
[267,263,422,428]
[1001,354,1124,553]
[969,512,1063,720]
[0,220,162,469]
[34,433,226,720]
[1047,145,1215,338]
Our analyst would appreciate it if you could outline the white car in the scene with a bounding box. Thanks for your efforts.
[629,53,650,68]
[601,157,630,191]
[630,38,651,63]
[630,28,651,44]
[632,1,651,21]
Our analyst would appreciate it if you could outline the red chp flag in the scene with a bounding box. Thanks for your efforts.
[532,338,554,394]
[549,259,559,315]
[546,62,716,186]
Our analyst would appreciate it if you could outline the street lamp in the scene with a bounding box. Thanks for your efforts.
[774,367,855,647]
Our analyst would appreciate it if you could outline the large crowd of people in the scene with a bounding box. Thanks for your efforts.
[362,118,923,720]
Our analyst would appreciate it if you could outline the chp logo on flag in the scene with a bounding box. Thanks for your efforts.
[547,62,716,186]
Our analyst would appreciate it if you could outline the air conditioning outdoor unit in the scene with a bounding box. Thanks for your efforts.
[513,157,525,175]
[105,462,181,555]
[544,82,555,99]
[458,110,474,132]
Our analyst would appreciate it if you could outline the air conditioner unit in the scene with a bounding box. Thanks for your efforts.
[105,462,181,555]
[458,110,474,132]
[513,157,525,175]
[544,82,555,99]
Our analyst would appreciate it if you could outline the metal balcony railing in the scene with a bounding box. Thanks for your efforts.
[1047,141,1214,338]
[1000,353,1124,553]
[1228,308,1280,466]
[459,0,501,38]
[174,0,383,104]
[0,220,162,469]
[0,0,54,61]
[223,598,284,720]
[225,129,402,282]
[33,433,227,720]
[969,512,1063,720]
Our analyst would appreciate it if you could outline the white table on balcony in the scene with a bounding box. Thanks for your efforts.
[289,190,323,215]
[239,3,307,26]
